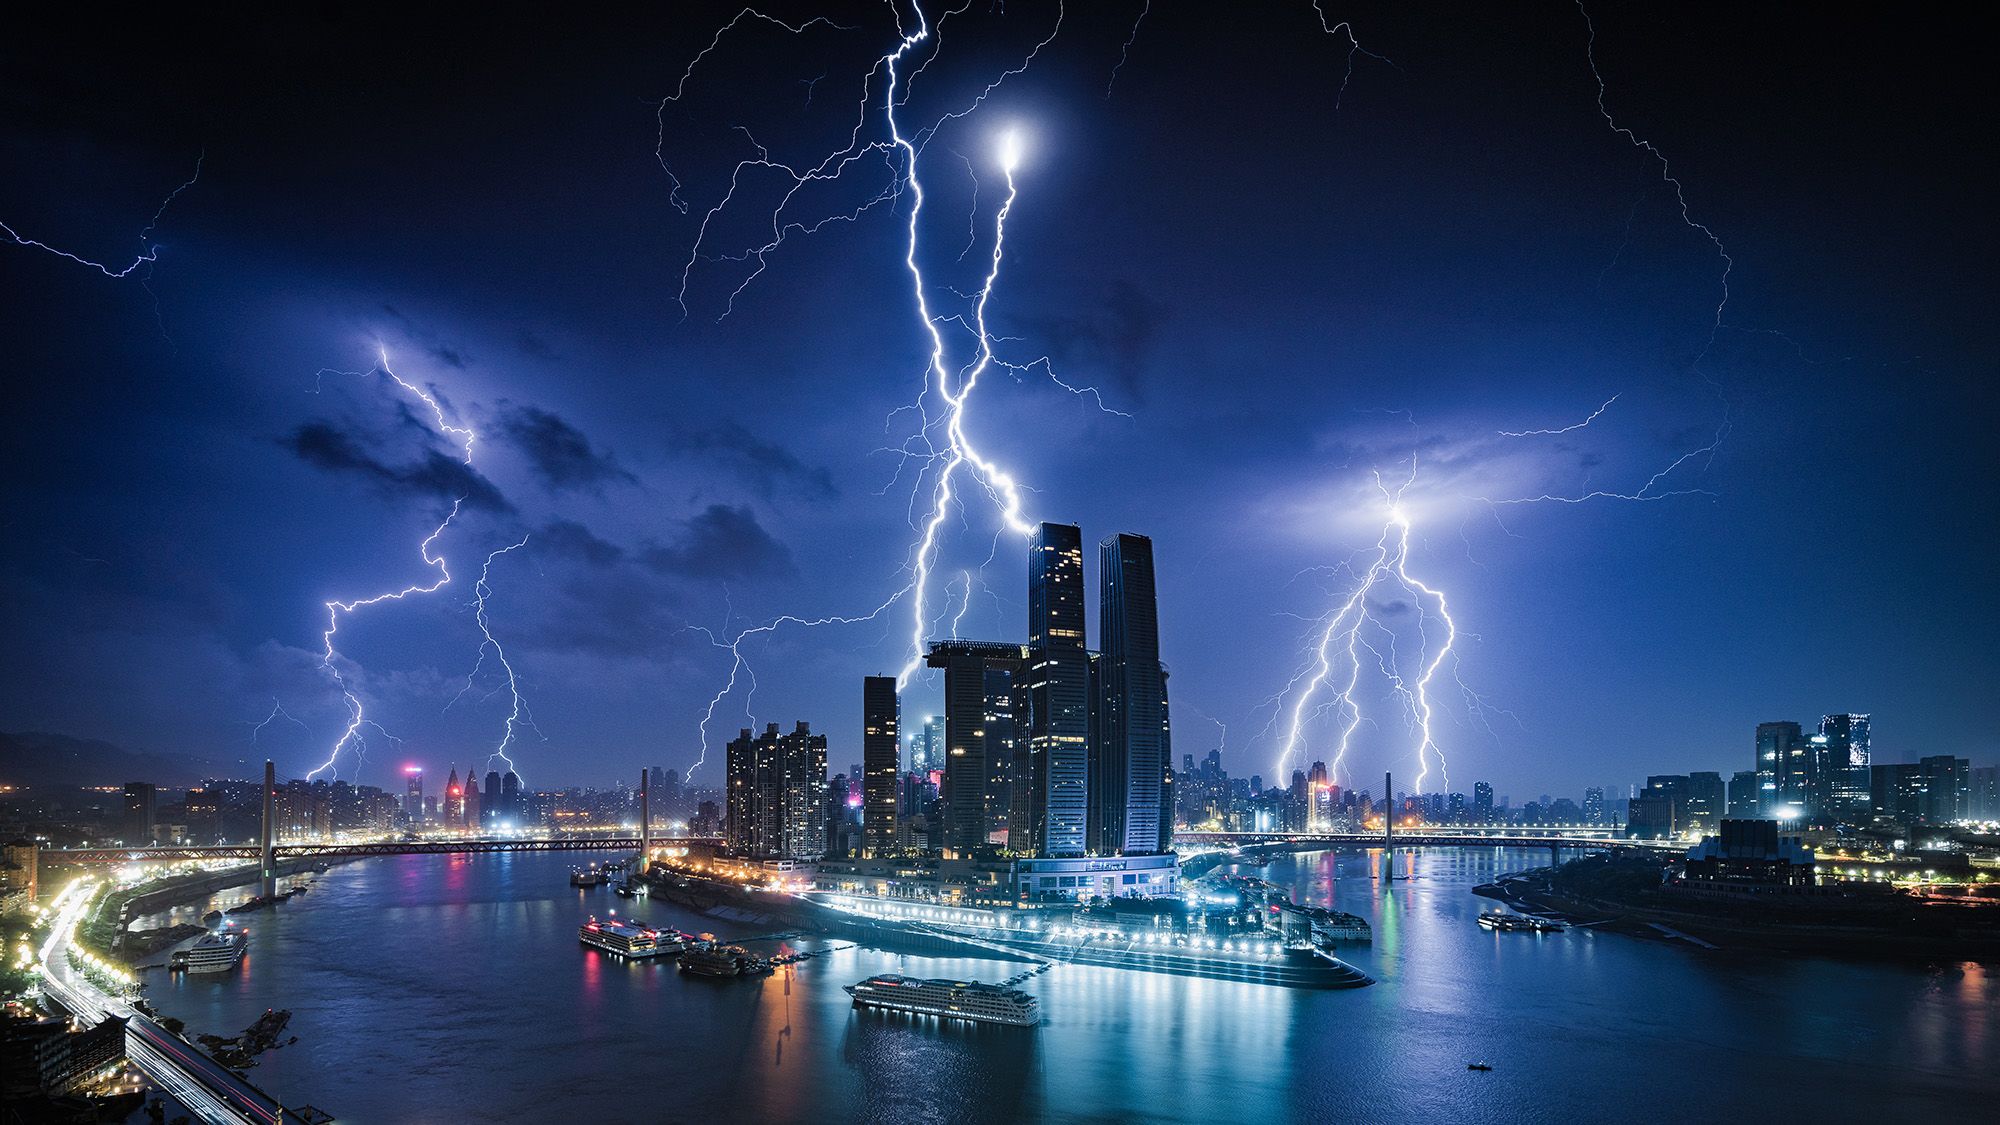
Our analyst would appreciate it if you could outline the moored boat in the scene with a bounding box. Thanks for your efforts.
[173,929,249,974]
[845,974,1040,1027]
[579,916,682,958]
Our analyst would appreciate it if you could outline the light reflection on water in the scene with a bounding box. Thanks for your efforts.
[144,848,1997,1123]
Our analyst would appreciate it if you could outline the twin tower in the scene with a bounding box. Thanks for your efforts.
[864,523,1172,860]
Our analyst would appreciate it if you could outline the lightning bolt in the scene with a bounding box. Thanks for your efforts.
[305,349,532,783]
[1311,1,1397,110]
[1273,462,1456,797]
[1575,0,1730,358]
[247,698,309,745]
[459,536,539,779]
[1,153,203,278]
[1104,0,1150,99]
[663,2,1145,779]
[1497,393,1619,438]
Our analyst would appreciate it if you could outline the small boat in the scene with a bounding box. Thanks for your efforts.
[1468,1062,1493,1072]
[570,869,609,888]
[1477,913,1563,933]
[680,943,768,978]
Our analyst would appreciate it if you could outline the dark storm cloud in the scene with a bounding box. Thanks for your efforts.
[497,404,637,491]
[284,422,512,513]
[640,504,794,581]
[1024,280,1167,403]
[377,303,472,369]
[515,330,558,361]
[536,518,624,567]
[669,421,837,502]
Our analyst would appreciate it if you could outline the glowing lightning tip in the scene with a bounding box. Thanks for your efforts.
[999,130,1024,173]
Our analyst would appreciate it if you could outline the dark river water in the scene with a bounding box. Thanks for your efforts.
[136,848,1997,1123]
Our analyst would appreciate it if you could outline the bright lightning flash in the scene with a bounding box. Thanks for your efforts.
[662,3,1113,777]
[1273,462,1457,797]
[305,349,534,783]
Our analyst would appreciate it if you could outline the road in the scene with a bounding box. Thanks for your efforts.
[37,880,305,1124]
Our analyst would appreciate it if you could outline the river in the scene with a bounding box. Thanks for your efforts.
[135,847,1997,1122]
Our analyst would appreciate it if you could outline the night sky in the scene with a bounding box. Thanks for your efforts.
[3,3,1993,797]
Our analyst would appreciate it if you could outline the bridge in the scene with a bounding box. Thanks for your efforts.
[41,835,720,866]
[1175,829,1682,854]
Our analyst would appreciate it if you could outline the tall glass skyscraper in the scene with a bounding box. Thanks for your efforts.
[1024,522,1088,857]
[862,676,900,856]
[1098,532,1169,855]
[925,641,1025,852]
[1820,713,1872,821]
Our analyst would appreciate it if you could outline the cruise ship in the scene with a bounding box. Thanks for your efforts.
[578,917,683,959]
[805,895,1371,989]
[173,929,248,974]
[845,974,1041,1027]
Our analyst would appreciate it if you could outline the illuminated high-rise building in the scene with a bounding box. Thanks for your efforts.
[1755,721,1807,817]
[1023,521,1089,857]
[463,770,481,830]
[443,766,463,826]
[501,770,521,826]
[862,676,900,857]
[404,768,424,823]
[926,641,1026,852]
[725,722,829,860]
[1820,713,1872,821]
[484,770,502,829]
[1097,532,1170,855]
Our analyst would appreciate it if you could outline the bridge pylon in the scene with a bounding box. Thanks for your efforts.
[260,759,276,898]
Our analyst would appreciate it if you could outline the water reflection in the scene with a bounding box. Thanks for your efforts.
[139,848,1999,1123]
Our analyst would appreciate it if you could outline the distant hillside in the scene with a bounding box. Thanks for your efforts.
[0,731,233,790]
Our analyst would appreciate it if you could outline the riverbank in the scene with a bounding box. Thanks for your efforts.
[1478,855,2000,963]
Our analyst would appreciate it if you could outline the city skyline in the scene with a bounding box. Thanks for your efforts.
[3,4,1994,802]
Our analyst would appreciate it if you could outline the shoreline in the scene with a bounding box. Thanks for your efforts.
[1477,865,2000,965]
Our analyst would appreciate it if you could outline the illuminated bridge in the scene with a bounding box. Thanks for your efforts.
[1175,829,1682,853]
[42,835,721,866]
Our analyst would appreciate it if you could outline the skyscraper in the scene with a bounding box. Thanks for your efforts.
[501,770,521,826]
[444,766,463,826]
[1820,713,1872,821]
[725,731,755,855]
[1686,771,1725,831]
[725,722,830,860]
[983,663,1018,845]
[122,782,156,847]
[1098,532,1169,855]
[862,675,900,857]
[404,767,424,824]
[462,770,481,830]
[1023,522,1089,857]
[926,641,1026,852]
[484,770,502,829]
[1726,770,1760,818]
[1755,721,1807,816]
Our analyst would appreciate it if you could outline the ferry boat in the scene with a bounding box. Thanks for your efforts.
[172,929,248,974]
[570,868,609,888]
[679,943,769,978]
[1477,912,1564,933]
[578,916,682,958]
[845,974,1040,1027]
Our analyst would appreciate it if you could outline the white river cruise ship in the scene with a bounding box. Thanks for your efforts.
[844,974,1041,1027]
